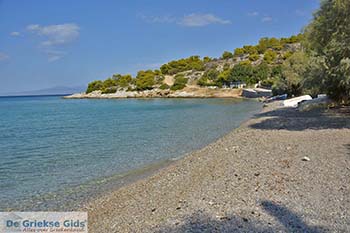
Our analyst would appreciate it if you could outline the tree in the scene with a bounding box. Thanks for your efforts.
[203,56,212,63]
[160,56,204,75]
[257,38,269,53]
[217,69,231,86]
[116,74,132,88]
[268,37,282,50]
[135,70,155,90]
[86,80,103,93]
[222,51,234,59]
[304,0,350,103]
[280,51,309,96]
[249,53,260,61]
[264,50,277,64]
[254,62,271,81]
[228,63,254,84]
[234,48,245,56]
[171,74,188,90]
[243,45,258,55]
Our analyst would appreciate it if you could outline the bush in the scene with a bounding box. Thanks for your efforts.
[234,48,245,56]
[135,70,155,90]
[170,75,188,91]
[249,53,260,61]
[102,87,117,94]
[114,74,132,87]
[159,83,170,90]
[86,80,103,93]
[160,56,204,75]
[264,50,277,64]
[222,51,234,59]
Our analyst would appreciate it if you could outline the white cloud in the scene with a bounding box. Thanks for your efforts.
[10,31,21,37]
[141,13,231,27]
[179,13,231,27]
[26,23,79,62]
[46,50,66,62]
[262,16,273,22]
[26,23,80,46]
[248,12,259,17]
[0,52,9,61]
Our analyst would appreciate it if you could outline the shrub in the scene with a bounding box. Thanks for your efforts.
[264,50,277,64]
[135,70,155,90]
[159,83,170,90]
[249,53,260,61]
[222,51,234,59]
[170,75,188,91]
[234,48,245,57]
[86,80,103,93]
[102,87,117,94]
[160,56,204,75]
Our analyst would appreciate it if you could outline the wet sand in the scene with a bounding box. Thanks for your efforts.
[84,102,350,232]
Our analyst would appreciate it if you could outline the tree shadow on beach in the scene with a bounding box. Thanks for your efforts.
[156,200,327,233]
[345,144,350,156]
[249,106,350,131]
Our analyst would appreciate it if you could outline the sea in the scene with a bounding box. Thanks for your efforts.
[0,95,261,210]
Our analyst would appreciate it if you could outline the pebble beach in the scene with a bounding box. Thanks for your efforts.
[84,102,350,232]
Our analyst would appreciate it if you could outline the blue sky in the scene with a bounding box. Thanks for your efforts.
[0,0,320,94]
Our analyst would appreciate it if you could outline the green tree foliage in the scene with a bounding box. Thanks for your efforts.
[228,63,254,84]
[203,56,212,63]
[249,53,260,61]
[257,37,284,53]
[86,80,103,93]
[113,74,133,88]
[135,70,155,90]
[160,56,204,75]
[281,34,303,44]
[217,69,231,86]
[254,62,271,81]
[234,48,245,57]
[222,51,234,59]
[239,60,252,66]
[197,68,219,86]
[170,74,188,91]
[264,50,277,64]
[304,0,350,102]
[159,83,170,90]
[243,45,258,55]
[272,52,309,96]
[257,38,269,54]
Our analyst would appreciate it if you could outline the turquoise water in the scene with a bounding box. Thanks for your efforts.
[0,96,261,210]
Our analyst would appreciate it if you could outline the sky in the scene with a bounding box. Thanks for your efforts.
[0,0,320,94]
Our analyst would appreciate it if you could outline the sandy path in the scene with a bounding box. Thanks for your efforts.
[85,102,350,232]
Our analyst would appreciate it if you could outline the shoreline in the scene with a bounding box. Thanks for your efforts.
[63,87,243,99]
[83,101,350,232]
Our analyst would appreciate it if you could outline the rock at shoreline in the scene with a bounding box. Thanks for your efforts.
[63,88,242,99]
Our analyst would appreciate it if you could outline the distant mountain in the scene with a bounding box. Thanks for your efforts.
[1,85,86,96]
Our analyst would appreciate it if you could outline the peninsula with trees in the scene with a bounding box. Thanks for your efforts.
[66,0,349,105]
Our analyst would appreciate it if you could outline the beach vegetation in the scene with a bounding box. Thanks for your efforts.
[303,0,350,103]
[159,83,170,90]
[170,74,188,91]
[160,56,204,75]
[135,70,156,90]
[86,80,103,93]
[264,50,277,64]
[222,51,234,59]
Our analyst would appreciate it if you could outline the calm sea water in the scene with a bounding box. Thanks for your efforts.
[0,96,261,210]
